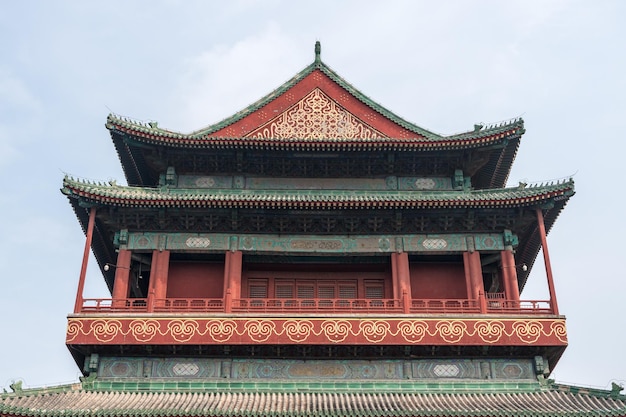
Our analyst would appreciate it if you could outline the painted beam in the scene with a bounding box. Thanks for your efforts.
[121,232,507,254]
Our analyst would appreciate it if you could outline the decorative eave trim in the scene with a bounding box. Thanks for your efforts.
[108,123,522,152]
[61,176,575,210]
[107,113,523,152]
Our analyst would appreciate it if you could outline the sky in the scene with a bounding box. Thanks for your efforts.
[1,0,625,391]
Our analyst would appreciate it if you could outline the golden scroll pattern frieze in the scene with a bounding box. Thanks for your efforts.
[246,88,386,140]
[67,318,567,345]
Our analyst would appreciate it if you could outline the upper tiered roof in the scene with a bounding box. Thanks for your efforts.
[107,42,524,188]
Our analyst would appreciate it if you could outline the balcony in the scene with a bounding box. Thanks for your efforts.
[67,295,566,350]
[77,294,553,315]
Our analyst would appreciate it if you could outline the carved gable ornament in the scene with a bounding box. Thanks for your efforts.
[246,88,386,140]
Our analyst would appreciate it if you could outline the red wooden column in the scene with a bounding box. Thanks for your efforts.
[223,250,243,313]
[111,249,132,308]
[147,250,170,312]
[392,252,411,313]
[463,250,485,312]
[229,250,243,303]
[74,206,96,313]
[391,253,400,300]
[536,208,559,315]
[501,249,520,303]
[223,251,232,312]
[463,252,473,300]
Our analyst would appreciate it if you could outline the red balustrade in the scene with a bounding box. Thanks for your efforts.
[231,298,403,313]
[81,298,148,312]
[78,297,552,314]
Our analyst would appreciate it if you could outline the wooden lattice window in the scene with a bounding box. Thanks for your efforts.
[339,285,357,299]
[248,279,268,299]
[365,280,384,299]
[297,283,315,299]
[276,283,294,299]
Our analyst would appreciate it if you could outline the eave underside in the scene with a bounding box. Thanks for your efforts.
[68,199,568,293]
[67,342,567,372]
[111,132,519,189]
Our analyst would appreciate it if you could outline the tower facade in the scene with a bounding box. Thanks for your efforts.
[3,43,625,417]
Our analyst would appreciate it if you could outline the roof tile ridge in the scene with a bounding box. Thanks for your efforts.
[188,61,319,138]
[520,177,576,194]
[447,117,525,140]
[472,177,575,193]
[105,61,319,139]
[0,382,84,401]
[316,61,441,140]
[551,383,626,400]
[63,175,133,190]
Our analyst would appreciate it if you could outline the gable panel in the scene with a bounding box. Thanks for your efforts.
[209,70,420,139]
[245,88,386,140]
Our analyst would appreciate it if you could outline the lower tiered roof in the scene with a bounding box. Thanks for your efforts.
[2,380,625,417]
[62,177,574,210]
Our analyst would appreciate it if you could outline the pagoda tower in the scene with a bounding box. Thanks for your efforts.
[2,42,625,417]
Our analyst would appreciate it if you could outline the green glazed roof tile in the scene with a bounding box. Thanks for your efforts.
[1,380,625,417]
[105,53,525,150]
[61,176,574,210]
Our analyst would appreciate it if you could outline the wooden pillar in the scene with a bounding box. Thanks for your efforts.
[229,250,243,299]
[111,249,132,308]
[223,251,232,312]
[501,249,520,302]
[397,252,411,297]
[536,208,559,315]
[147,250,170,312]
[391,253,400,300]
[74,207,96,313]
[463,250,485,312]
[463,252,473,300]
[392,252,411,313]
[223,250,242,313]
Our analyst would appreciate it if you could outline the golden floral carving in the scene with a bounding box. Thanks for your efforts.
[512,320,544,344]
[474,320,505,344]
[206,320,237,342]
[359,320,390,343]
[283,320,314,342]
[167,320,199,343]
[65,319,83,342]
[66,317,568,346]
[320,320,353,343]
[245,320,275,342]
[550,320,568,343]
[397,320,429,343]
[128,319,161,342]
[246,88,386,140]
[91,319,122,343]
[436,320,467,343]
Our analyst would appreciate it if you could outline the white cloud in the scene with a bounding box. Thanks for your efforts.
[170,23,303,131]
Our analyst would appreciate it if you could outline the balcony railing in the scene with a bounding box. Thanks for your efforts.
[78,296,553,315]
[155,298,224,312]
[410,299,481,313]
[81,298,149,312]
[232,298,403,313]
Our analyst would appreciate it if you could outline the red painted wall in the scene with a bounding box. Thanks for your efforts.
[410,263,467,299]
[166,262,224,298]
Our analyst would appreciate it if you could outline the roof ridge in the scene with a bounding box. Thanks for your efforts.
[552,382,626,399]
[105,45,523,142]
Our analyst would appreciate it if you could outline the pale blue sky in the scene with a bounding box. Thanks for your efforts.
[1,0,625,389]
